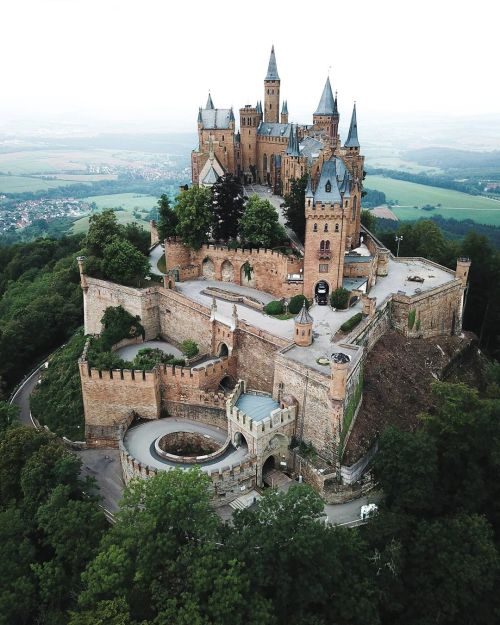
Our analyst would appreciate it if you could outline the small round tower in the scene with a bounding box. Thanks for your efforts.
[294,302,313,346]
[330,352,351,401]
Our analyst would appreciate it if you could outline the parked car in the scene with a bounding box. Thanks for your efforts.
[316,282,329,305]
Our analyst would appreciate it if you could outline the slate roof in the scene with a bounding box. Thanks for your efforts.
[313,157,352,204]
[257,122,291,138]
[299,136,324,163]
[200,108,233,129]
[265,45,280,81]
[286,124,300,156]
[314,77,336,116]
[281,100,288,114]
[345,103,360,148]
[202,164,219,185]
[206,93,214,109]
[295,302,313,324]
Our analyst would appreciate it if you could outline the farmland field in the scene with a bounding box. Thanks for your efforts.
[71,193,157,234]
[0,174,91,193]
[365,175,500,226]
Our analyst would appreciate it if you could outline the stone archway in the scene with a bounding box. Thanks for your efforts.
[233,431,248,448]
[217,342,229,357]
[221,259,235,282]
[202,257,215,279]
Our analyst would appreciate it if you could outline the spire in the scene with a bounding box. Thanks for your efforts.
[286,124,300,157]
[314,77,336,116]
[265,45,280,81]
[206,92,214,109]
[197,107,202,123]
[229,107,235,122]
[281,100,288,114]
[333,91,338,116]
[295,301,313,324]
[345,103,360,148]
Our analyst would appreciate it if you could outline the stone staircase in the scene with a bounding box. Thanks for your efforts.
[229,490,261,511]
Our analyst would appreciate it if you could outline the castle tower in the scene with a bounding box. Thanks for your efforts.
[281,124,305,194]
[455,257,471,288]
[303,161,350,300]
[264,45,280,123]
[313,77,339,143]
[330,352,350,401]
[294,302,314,346]
[239,103,260,183]
[344,103,359,152]
[281,100,288,124]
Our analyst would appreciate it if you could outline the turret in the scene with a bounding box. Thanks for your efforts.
[206,92,214,109]
[313,77,339,142]
[455,257,471,288]
[76,256,88,291]
[330,352,350,401]
[345,103,360,151]
[294,302,313,346]
[264,45,280,123]
[285,124,300,157]
[281,100,288,124]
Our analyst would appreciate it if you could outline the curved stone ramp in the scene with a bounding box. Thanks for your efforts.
[123,418,248,472]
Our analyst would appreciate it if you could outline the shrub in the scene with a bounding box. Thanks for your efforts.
[408,309,416,330]
[99,306,144,351]
[330,287,350,309]
[264,300,284,315]
[340,312,363,333]
[288,294,310,314]
[181,339,199,359]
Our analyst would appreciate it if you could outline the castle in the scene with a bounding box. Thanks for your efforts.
[76,48,471,505]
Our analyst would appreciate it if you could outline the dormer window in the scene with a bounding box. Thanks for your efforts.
[325,180,331,193]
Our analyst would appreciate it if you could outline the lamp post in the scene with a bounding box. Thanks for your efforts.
[395,235,403,257]
[284,298,289,316]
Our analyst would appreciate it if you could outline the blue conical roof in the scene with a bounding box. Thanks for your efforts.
[314,77,336,116]
[345,103,360,148]
[206,92,214,109]
[265,45,280,81]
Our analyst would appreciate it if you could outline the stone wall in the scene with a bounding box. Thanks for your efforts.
[165,240,304,299]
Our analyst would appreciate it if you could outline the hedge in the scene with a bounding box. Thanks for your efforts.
[264,300,284,315]
[340,312,363,333]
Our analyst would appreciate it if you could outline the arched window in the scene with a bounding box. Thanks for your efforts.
[335,223,339,232]
[242,118,246,126]
[263,154,268,172]
[269,103,272,110]
[325,180,331,193]
[325,240,330,250]
[320,240,325,251]
[324,223,328,232]
[313,223,318,232]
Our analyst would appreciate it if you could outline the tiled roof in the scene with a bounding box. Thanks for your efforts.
[295,302,313,324]
[200,108,233,129]
[257,122,291,138]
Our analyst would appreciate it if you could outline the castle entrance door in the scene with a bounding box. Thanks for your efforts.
[315,280,329,305]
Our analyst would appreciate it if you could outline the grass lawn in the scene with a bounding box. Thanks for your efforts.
[0,174,88,193]
[71,193,156,234]
[365,175,500,226]
[271,312,294,320]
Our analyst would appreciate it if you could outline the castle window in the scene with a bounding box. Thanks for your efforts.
[320,240,325,251]
[313,223,318,232]
[325,240,330,250]
[335,223,339,232]
[325,180,331,193]
[307,199,311,207]
[270,103,272,110]
[267,89,270,95]
[319,264,328,273]
[222,135,224,141]
[242,118,246,126]
[324,223,328,232]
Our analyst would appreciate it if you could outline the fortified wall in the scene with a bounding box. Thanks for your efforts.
[165,239,304,299]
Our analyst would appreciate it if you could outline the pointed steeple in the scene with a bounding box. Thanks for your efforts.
[197,107,202,123]
[206,92,214,109]
[314,77,335,116]
[345,103,360,148]
[333,91,338,116]
[229,107,235,122]
[286,124,300,157]
[281,100,288,115]
[265,45,280,81]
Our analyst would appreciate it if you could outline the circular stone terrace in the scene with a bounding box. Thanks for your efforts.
[123,418,249,472]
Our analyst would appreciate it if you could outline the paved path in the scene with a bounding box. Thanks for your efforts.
[324,491,382,526]
[123,418,248,472]
[150,243,165,276]
[10,366,43,426]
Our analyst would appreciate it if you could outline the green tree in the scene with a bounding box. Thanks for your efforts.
[282,175,307,243]
[239,194,286,248]
[156,193,178,242]
[212,174,245,241]
[85,210,120,257]
[330,286,349,309]
[180,339,199,359]
[0,401,19,433]
[102,239,150,287]
[361,209,376,231]
[175,186,214,249]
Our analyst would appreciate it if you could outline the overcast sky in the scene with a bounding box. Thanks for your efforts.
[0,0,498,131]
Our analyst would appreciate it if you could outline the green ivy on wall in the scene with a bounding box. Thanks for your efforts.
[408,308,416,330]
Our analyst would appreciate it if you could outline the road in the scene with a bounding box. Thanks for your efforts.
[149,243,165,275]
[244,183,304,253]
[10,366,43,426]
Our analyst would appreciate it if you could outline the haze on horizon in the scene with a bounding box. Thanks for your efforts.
[0,0,498,134]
